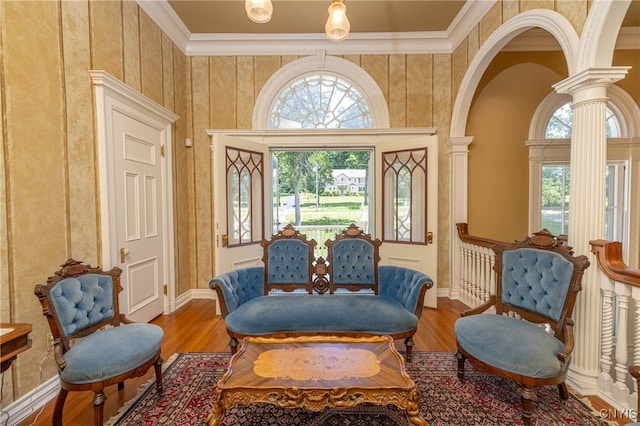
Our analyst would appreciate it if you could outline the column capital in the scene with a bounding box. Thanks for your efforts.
[553,67,630,97]
[446,136,474,153]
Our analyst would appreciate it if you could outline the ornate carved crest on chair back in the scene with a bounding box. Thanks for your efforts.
[261,224,317,294]
[34,259,124,357]
[325,224,382,294]
[492,229,590,343]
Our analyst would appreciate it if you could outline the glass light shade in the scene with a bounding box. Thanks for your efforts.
[245,0,273,23]
[325,1,350,42]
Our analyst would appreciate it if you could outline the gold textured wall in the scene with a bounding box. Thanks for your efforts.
[185,54,454,293]
[1,0,637,411]
[0,0,191,406]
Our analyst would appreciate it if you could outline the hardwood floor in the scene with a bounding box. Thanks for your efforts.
[19,297,627,425]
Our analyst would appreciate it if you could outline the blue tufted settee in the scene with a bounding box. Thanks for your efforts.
[209,224,433,362]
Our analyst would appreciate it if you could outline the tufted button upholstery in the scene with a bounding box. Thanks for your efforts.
[501,248,574,321]
[267,240,310,284]
[50,274,115,338]
[379,265,433,313]
[33,259,164,426]
[330,239,376,285]
[211,267,265,313]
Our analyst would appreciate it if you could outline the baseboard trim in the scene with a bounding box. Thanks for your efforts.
[2,289,219,425]
[437,287,451,298]
[1,375,59,426]
[175,288,218,314]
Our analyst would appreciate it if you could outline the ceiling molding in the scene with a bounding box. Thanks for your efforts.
[187,31,453,56]
[446,0,497,51]
[136,0,191,54]
[138,0,491,55]
[137,0,637,56]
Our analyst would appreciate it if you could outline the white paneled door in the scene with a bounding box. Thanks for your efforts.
[112,111,165,322]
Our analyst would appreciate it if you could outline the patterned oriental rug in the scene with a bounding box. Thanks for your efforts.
[105,351,612,426]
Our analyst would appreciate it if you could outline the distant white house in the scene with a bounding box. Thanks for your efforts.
[325,169,367,195]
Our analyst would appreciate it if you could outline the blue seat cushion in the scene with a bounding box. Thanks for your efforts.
[455,314,565,379]
[225,294,418,335]
[61,323,163,384]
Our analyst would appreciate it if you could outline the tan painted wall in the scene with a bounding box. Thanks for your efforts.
[467,61,564,241]
[1,0,636,410]
[465,47,640,242]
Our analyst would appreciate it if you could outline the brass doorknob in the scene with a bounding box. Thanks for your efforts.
[120,247,129,263]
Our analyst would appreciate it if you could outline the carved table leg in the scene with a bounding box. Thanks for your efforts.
[206,387,226,426]
[406,388,428,426]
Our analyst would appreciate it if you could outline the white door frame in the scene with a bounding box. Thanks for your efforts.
[207,128,438,307]
[90,70,179,316]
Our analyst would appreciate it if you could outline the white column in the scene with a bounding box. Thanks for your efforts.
[447,137,473,300]
[553,67,629,394]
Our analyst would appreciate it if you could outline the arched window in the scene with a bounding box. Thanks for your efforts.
[545,102,621,138]
[254,54,384,241]
[269,74,373,129]
[529,87,640,265]
[253,53,389,129]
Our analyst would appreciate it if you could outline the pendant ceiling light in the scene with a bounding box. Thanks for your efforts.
[244,0,350,42]
[245,0,273,23]
[325,0,350,42]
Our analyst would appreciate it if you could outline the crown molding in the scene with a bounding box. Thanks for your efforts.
[137,0,493,56]
[137,0,637,56]
[136,0,191,54]
[446,0,497,51]
[187,31,453,56]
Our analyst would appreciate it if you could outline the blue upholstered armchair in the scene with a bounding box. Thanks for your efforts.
[34,259,164,426]
[454,229,590,425]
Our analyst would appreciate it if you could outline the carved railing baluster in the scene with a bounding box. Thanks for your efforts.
[613,286,631,403]
[599,281,615,394]
[590,239,640,415]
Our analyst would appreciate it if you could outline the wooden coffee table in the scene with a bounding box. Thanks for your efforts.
[206,335,427,425]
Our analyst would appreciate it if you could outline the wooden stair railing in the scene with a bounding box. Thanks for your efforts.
[590,239,640,415]
[456,223,502,249]
[589,239,640,287]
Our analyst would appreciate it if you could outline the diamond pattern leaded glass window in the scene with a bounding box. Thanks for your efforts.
[382,148,428,243]
[269,75,372,129]
[226,147,264,246]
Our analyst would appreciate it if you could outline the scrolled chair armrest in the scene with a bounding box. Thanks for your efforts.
[630,365,640,380]
[119,314,135,324]
[460,295,497,317]
[556,318,575,363]
[378,265,433,317]
[209,266,265,316]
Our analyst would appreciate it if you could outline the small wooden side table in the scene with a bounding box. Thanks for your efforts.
[0,323,32,373]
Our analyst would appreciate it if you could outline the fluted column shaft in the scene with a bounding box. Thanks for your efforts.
[553,67,629,393]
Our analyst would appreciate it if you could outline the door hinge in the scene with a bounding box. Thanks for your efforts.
[160,145,165,157]
[163,283,168,296]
